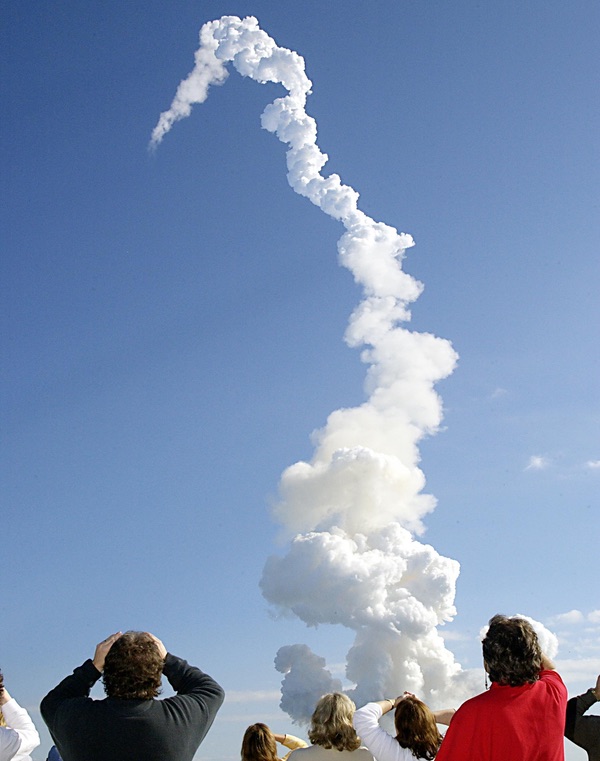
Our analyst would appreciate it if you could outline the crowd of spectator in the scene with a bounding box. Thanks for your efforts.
[1,616,598,761]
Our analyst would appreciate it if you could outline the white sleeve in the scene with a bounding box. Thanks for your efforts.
[0,699,41,758]
[0,726,22,761]
[353,703,412,761]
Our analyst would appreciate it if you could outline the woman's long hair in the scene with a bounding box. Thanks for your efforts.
[394,696,443,760]
[308,693,361,752]
[241,723,279,761]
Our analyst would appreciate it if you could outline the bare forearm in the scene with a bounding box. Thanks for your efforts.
[433,708,456,726]
[276,734,308,753]
[540,654,555,671]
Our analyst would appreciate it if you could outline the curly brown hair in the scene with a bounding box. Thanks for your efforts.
[241,723,278,761]
[394,696,443,760]
[308,693,361,752]
[482,614,542,687]
[102,631,164,699]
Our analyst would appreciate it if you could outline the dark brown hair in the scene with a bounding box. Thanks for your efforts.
[482,614,542,686]
[102,631,164,699]
[394,696,443,760]
[308,693,361,751]
[241,723,278,761]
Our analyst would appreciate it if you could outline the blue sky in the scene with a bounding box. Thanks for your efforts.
[2,1,598,759]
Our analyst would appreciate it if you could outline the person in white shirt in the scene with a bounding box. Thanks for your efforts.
[353,694,455,761]
[0,671,40,761]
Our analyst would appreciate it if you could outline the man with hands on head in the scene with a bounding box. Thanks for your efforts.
[41,630,224,761]
[0,671,40,761]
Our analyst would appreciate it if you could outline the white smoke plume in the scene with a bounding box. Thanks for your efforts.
[275,645,343,722]
[152,15,480,721]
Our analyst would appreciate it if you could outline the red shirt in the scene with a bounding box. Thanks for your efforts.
[436,670,567,761]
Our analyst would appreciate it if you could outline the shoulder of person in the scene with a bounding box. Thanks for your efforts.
[538,670,567,693]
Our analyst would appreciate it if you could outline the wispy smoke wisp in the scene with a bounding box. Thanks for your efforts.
[152,15,477,721]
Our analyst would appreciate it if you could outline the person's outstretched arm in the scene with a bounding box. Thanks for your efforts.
[540,654,556,671]
[433,708,456,726]
[353,699,413,761]
[565,675,600,744]
[273,733,308,751]
[273,733,308,760]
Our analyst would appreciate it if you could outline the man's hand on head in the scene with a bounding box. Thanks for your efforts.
[147,633,167,660]
[93,632,122,673]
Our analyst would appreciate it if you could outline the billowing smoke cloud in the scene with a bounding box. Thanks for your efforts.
[275,645,343,723]
[152,15,480,721]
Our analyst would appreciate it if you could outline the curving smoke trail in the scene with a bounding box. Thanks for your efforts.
[152,15,478,721]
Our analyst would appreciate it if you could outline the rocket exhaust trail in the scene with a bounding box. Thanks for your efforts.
[153,15,480,720]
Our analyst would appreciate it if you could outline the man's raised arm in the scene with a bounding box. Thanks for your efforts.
[160,638,225,747]
[40,632,122,730]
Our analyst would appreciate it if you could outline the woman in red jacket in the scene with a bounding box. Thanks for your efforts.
[436,614,567,761]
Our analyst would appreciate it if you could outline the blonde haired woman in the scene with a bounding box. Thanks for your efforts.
[291,693,374,761]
